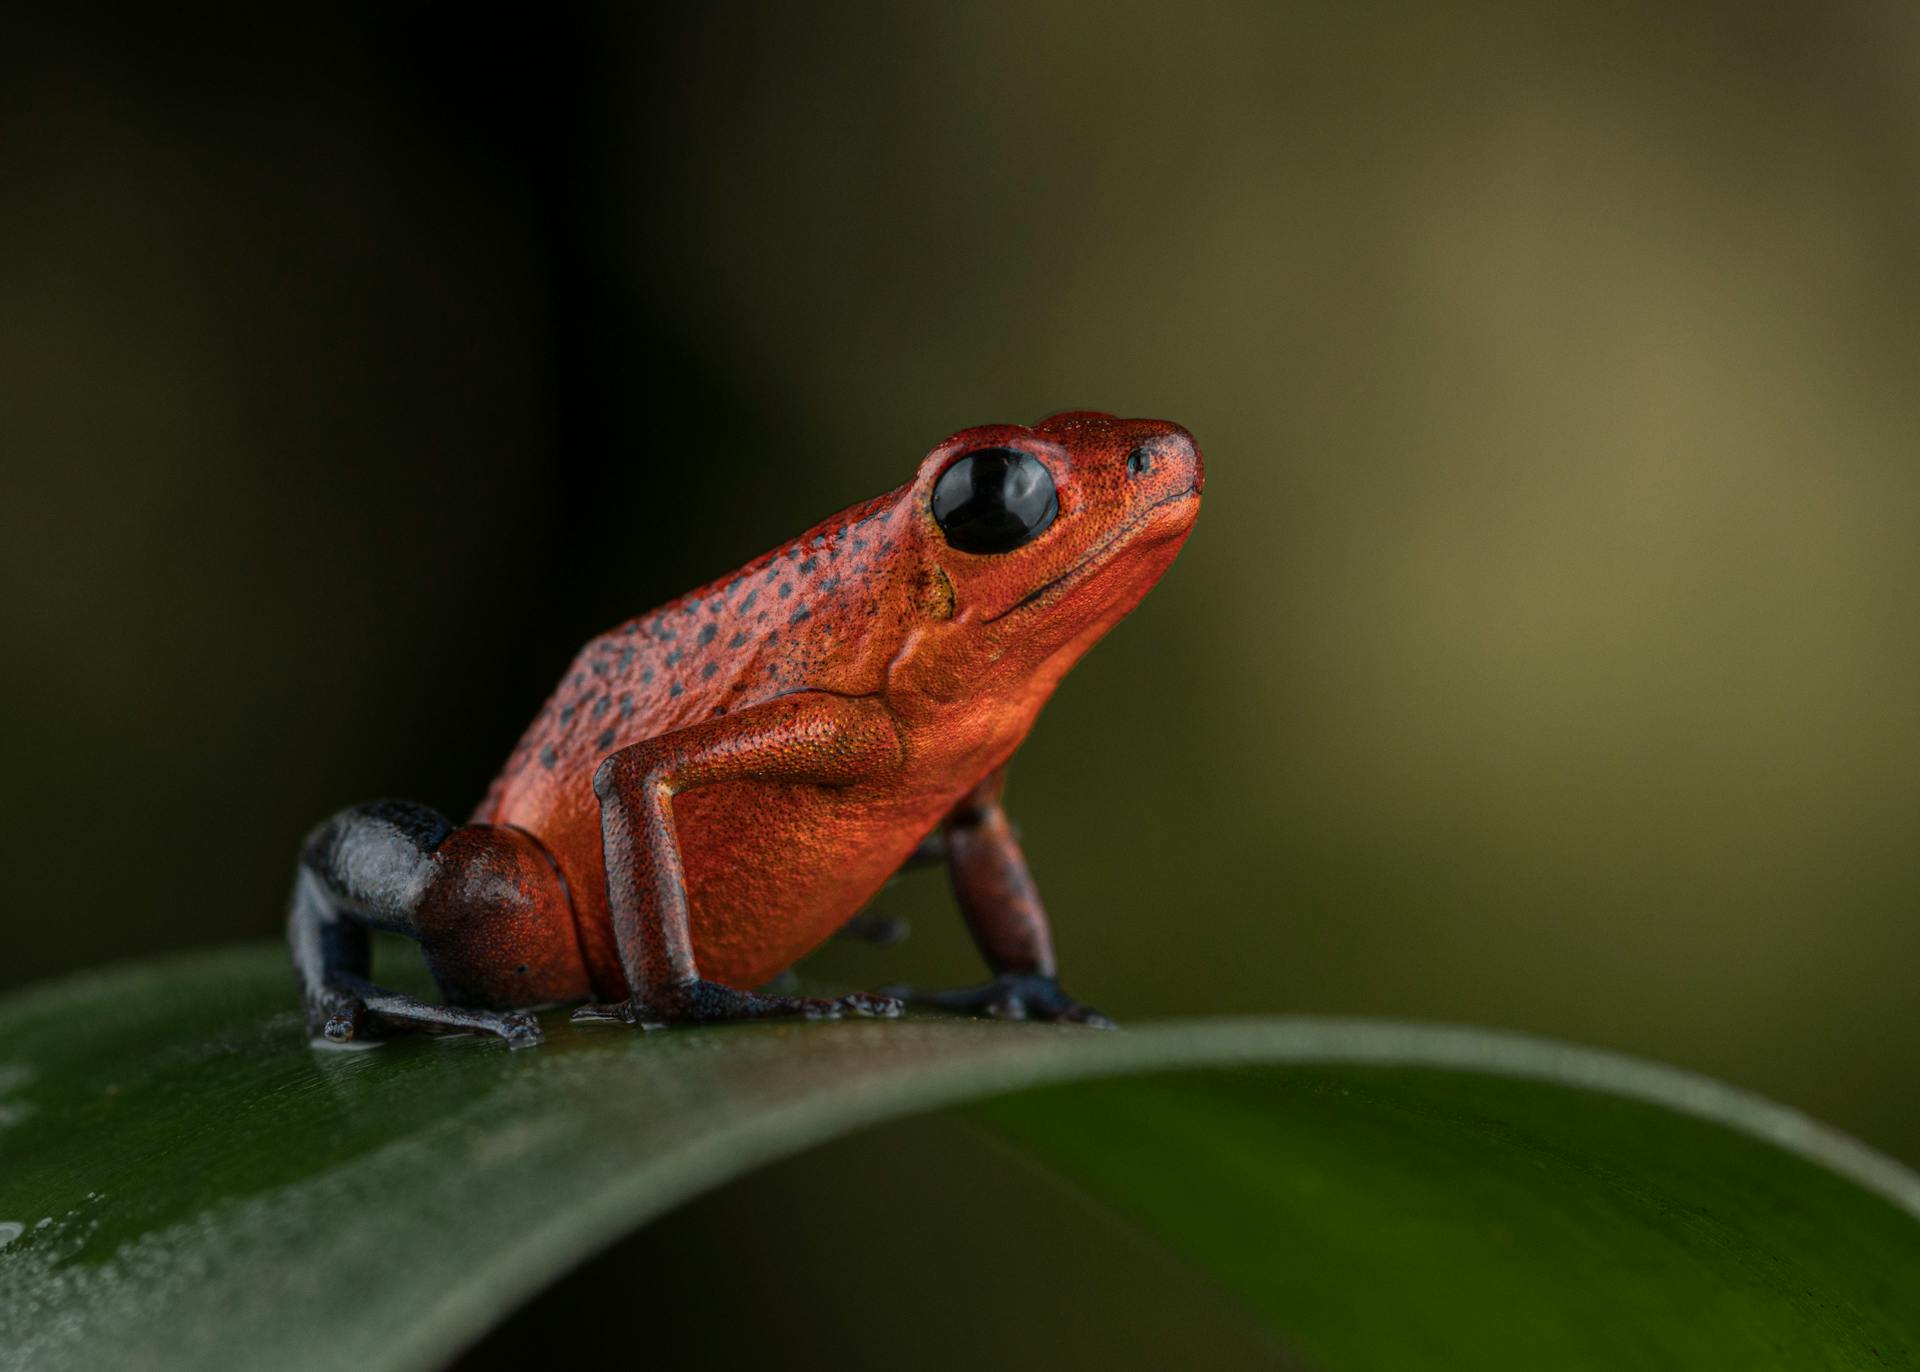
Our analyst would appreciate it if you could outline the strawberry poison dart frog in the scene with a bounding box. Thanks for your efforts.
[289,412,1203,1046]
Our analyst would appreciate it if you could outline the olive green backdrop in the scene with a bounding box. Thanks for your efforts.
[4,1,1915,1171]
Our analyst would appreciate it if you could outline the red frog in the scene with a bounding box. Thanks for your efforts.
[288,412,1203,1046]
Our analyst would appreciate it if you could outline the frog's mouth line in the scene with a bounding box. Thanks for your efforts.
[983,484,1200,624]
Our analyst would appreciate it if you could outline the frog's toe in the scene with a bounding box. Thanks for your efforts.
[498,1011,545,1048]
[838,991,904,1019]
[570,999,665,1029]
[1010,981,1114,1029]
[1053,1002,1117,1031]
[306,992,370,1045]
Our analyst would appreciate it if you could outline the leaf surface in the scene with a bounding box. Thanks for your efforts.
[0,945,1913,1370]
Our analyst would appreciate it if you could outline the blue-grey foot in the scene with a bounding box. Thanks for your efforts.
[307,980,543,1049]
[569,980,902,1030]
[879,972,1115,1029]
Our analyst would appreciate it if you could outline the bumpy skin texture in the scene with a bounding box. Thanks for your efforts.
[291,412,1201,1039]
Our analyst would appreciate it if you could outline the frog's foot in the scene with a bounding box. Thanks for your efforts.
[306,980,543,1049]
[570,979,903,1030]
[879,972,1116,1029]
[834,912,911,947]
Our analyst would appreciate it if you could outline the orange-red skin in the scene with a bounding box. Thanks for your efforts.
[474,413,1202,998]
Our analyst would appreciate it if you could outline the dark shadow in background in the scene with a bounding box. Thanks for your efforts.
[4,4,803,979]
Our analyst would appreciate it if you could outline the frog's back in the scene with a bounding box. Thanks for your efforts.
[474,488,911,839]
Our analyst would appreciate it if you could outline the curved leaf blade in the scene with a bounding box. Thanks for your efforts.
[0,945,1913,1371]
[986,1070,1920,1370]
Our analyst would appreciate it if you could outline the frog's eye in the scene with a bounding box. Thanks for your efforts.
[931,448,1059,554]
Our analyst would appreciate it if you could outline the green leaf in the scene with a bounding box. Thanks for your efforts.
[986,1075,1920,1369]
[0,944,1914,1371]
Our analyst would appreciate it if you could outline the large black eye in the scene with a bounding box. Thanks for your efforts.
[930,448,1059,554]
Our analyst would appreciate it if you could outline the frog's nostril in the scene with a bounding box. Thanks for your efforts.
[1132,430,1203,494]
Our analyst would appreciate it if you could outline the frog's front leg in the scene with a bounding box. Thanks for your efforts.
[883,768,1114,1028]
[573,693,907,1030]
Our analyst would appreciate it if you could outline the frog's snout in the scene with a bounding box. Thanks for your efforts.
[1127,425,1204,499]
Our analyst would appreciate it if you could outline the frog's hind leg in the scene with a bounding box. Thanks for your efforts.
[288,800,584,1048]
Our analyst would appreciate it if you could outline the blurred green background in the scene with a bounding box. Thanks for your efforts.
[3,0,1916,1180]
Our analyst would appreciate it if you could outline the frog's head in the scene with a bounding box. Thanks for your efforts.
[892,411,1202,704]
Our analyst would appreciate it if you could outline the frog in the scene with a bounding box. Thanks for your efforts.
[287,411,1203,1047]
